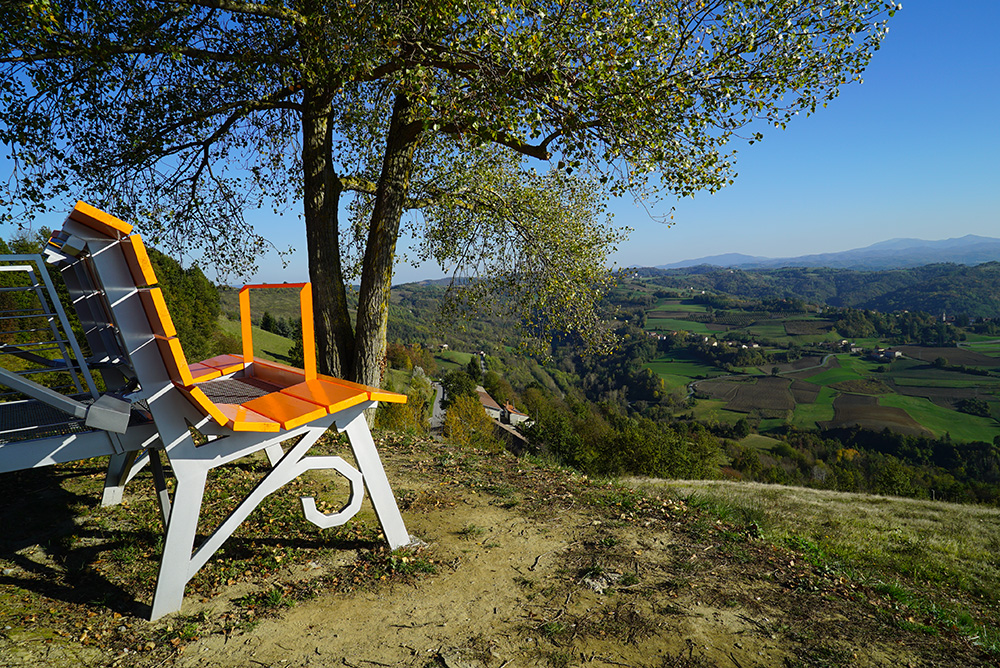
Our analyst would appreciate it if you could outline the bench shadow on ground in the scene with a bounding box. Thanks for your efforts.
[0,463,148,615]
[0,459,380,618]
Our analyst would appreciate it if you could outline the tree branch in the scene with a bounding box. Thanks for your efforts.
[165,0,306,27]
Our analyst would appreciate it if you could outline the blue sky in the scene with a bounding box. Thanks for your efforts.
[609,0,1000,272]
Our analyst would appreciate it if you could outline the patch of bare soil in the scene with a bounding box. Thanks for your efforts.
[788,380,821,404]
[783,321,834,337]
[787,356,841,380]
[725,377,794,414]
[819,395,932,437]
[889,383,979,409]
[693,379,741,403]
[828,379,893,395]
[0,436,991,667]
[896,346,1000,367]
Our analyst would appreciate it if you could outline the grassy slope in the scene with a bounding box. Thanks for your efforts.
[648,477,1000,652]
[218,285,310,321]
[218,316,294,363]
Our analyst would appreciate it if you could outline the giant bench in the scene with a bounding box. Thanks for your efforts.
[0,202,412,619]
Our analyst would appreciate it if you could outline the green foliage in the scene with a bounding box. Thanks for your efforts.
[524,391,722,479]
[466,355,482,383]
[146,249,223,361]
[375,368,432,435]
[444,394,503,452]
[957,397,991,418]
[1,0,898,382]
[646,264,1000,322]
[441,370,477,408]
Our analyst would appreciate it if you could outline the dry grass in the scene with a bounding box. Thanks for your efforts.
[637,478,1000,650]
[646,480,1000,590]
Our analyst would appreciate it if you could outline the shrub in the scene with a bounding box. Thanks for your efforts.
[444,395,503,452]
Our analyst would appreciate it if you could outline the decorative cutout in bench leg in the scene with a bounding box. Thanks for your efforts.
[299,456,364,529]
[341,412,410,549]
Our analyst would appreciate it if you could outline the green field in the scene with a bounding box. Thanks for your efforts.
[961,333,1000,344]
[655,373,695,392]
[879,394,1000,443]
[646,353,725,378]
[218,316,293,363]
[434,349,475,374]
[800,364,863,387]
[647,351,728,392]
[687,399,743,424]
[745,320,790,339]
[645,317,714,334]
[650,300,709,313]
[740,434,784,451]
[962,340,1000,356]
[886,362,1000,388]
[788,385,837,429]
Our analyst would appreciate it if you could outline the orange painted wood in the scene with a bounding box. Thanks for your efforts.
[68,201,133,237]
[121,235,158,286]
[250,359,304,388]
[299,286,316,380]
[154,335,221,386]
[215,403,281,432]
[175,384,228,427]
[241,392,327,430]
[318,373,408,404]
[197,354,245,375]
[138,288,177,337]
[238,287,253,366]
[280,379,368,414]
[187,363,223,384]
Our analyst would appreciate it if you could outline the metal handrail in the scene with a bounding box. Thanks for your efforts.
[0,256,98,398]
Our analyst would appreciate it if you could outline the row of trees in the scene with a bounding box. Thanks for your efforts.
[723,426,1000,505]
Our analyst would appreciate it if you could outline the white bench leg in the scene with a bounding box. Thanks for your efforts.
[149,457,208,620]
[343,414,410,549]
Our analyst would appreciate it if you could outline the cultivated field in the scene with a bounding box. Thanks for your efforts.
[642,300,1000,442]
[897,345,1000,367]
[820,394,932,437]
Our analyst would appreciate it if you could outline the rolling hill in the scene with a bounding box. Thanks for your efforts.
[656,234,1000,271]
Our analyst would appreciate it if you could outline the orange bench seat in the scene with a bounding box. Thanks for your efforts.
[128,232,405,433]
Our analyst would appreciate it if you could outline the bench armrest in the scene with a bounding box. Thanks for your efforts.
[238,282,316,380]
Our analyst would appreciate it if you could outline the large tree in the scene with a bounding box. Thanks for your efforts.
[0,0,896,386]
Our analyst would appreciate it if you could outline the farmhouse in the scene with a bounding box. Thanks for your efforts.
[476,386,503,421]
[502,402,531,427]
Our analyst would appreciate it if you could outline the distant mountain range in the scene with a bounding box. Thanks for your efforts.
[655,235,1000,271]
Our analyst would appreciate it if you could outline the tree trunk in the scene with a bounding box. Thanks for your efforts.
[302,87,354,378]
[353,92,421,387]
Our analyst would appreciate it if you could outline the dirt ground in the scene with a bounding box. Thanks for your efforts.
[0,435,993,668]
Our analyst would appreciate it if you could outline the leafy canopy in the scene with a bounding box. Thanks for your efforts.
[1,0,898,353]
